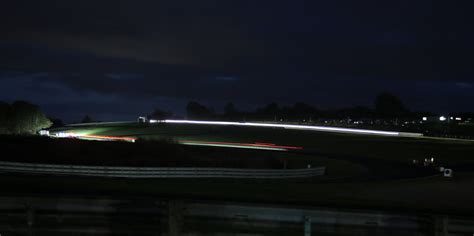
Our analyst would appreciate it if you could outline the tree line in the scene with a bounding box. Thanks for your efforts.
[149,92,431,122]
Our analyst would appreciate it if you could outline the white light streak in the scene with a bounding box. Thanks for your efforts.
[180,142,287,151]
[52,132,136,142]
[162,119,407,136]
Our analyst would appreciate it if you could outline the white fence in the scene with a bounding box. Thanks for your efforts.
[0,161,325,179]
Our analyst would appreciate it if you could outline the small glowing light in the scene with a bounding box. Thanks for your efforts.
[455,117,462,121]
[149,119,158,123]
[450,117,454,120]
[439,116,447,121]
[138,116,147,123]
[422,117,427,121]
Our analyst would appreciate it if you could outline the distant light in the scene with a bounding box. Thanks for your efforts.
[455,117,462,121]
[422,117,427,121]
[138,116,147,123]
[149,119,158,123]
[450,117,454,120]
[439,116,447,121]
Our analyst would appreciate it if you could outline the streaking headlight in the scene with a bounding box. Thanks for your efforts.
[38,130,49,136]
[55,132,68,137]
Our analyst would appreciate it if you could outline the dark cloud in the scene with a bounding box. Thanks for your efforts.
[0,0,473,119]
[2,0,473,76]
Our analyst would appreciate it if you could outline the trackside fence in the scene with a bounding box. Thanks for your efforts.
[0,161,325,179]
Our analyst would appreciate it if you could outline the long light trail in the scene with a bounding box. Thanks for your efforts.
[77,134,136,142]
[180,142,286,151]
[50,131,297,151]
[53,132,136,142]
[179,140,302,151]
[162,119,409,137]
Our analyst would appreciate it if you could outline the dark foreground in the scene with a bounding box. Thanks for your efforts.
[1,193,473,236]
[1,131,474,235]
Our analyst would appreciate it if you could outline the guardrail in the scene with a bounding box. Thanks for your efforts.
[0,161,325,179]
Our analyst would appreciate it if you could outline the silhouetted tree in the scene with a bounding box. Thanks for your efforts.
[186,101,213,119]
[257,102,280,121]
[49,118,64,128]
[224,102,236,116]
[339,106,374,119]
[374,92,409,118]
[81,115,93,123]
[287,102,319,121]
[7,101,52,134]
[148,108,173,120]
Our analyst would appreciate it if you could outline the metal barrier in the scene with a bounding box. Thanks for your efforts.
[0,161,325,179]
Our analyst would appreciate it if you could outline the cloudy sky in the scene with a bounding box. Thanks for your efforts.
[1,0,473,121]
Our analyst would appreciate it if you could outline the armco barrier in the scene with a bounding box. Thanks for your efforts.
[0,161,325,179]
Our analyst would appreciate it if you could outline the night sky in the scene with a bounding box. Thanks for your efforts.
[1,0,473,122]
